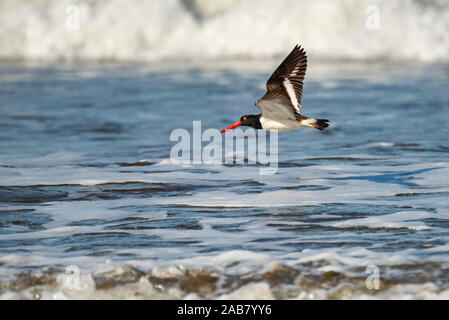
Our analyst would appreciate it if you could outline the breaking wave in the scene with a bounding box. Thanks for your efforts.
[0,0,448,62]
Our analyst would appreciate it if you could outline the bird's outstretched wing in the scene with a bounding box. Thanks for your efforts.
[256,45,307,118]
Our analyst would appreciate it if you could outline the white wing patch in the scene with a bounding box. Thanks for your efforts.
[256,99,296,120]
[282,78,300,113]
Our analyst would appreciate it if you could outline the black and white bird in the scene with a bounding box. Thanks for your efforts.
[221,45,329,133]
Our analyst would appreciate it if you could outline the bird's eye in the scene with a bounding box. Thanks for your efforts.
[242,117,247,121]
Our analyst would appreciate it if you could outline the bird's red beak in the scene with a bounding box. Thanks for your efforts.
[221,121,242,134]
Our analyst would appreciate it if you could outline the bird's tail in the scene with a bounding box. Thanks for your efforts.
[301,118,329,130]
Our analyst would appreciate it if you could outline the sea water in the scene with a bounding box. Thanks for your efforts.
[0,60,448,299]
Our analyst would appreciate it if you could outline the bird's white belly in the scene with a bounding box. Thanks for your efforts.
[259,116,303,132]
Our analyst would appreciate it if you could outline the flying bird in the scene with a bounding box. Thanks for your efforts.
[221,45,329,133]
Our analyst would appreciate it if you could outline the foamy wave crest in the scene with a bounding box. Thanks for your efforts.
[0,0,448,62]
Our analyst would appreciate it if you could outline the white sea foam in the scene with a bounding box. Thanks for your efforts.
[327,211,433,231]
[1,249,448,300]
[218,282,275,300]
[2,277,449,300]
[0,0,448,62]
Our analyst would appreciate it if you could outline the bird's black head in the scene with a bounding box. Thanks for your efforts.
[221,114,262,133]
[240,115,262,129]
